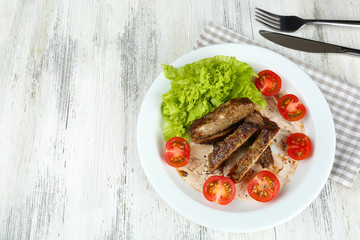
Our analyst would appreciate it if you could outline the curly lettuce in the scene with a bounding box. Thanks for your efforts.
[161,55,266,141]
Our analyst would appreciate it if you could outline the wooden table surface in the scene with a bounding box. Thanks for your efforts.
[1,0,360,239]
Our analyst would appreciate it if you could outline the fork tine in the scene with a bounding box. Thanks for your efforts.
[255,11,279,23]
[255,8,280,19]
[255,19,281,31]
[255,13,280,26]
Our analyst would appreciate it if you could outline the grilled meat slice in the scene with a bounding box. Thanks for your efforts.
[258,146,274,168]
[190,98,254,143]
[208,111,264,173]
[192,124,239,144]
[227,117,279,183]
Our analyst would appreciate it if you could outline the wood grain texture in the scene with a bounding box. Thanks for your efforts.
[0,0,359,239]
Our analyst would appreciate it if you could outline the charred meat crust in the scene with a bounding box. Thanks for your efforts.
[189,98,254,140]
[244,111,264,126]
[191,124,239,144]
[227,117,280,183]
[208,122,260,173]
[258,146,274,168]
[208,111,264,173]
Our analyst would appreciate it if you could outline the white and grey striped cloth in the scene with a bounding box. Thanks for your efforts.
[194,22,360,188]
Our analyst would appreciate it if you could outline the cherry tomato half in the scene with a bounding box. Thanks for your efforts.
[247,171,280,202]
[165,137,190,167]
[255,70,282,96]
[287,133,312,160]
[203,176,236,205]
[277,94,306,121]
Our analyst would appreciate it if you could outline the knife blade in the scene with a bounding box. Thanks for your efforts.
[259,30,360,56]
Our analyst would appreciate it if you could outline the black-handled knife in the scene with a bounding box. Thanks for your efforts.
[259,30,360,56]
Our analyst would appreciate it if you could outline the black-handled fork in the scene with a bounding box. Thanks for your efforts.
[255,7,360,32]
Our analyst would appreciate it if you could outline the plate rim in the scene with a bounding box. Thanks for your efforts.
[137,43,336,232]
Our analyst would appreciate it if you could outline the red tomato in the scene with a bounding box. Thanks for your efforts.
[277,94,306,121]
[287,133,312,160]
[165,137,190,167]
[203,176,236,205]
[255,70,282,96]
[247,171,280,202]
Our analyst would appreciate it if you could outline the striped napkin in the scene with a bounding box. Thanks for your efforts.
[194,22,360,188]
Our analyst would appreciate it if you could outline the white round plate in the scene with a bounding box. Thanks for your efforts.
[137,43,335,232]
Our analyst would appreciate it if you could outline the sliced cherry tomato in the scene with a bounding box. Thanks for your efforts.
[287,133,312,160]
[247,171,280,202]
[255,70,282,96]
[277,94,306,121]
[165,137,190,167]
[203,176,236,205]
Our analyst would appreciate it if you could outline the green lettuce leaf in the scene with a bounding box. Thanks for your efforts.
[161,55,266,141]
